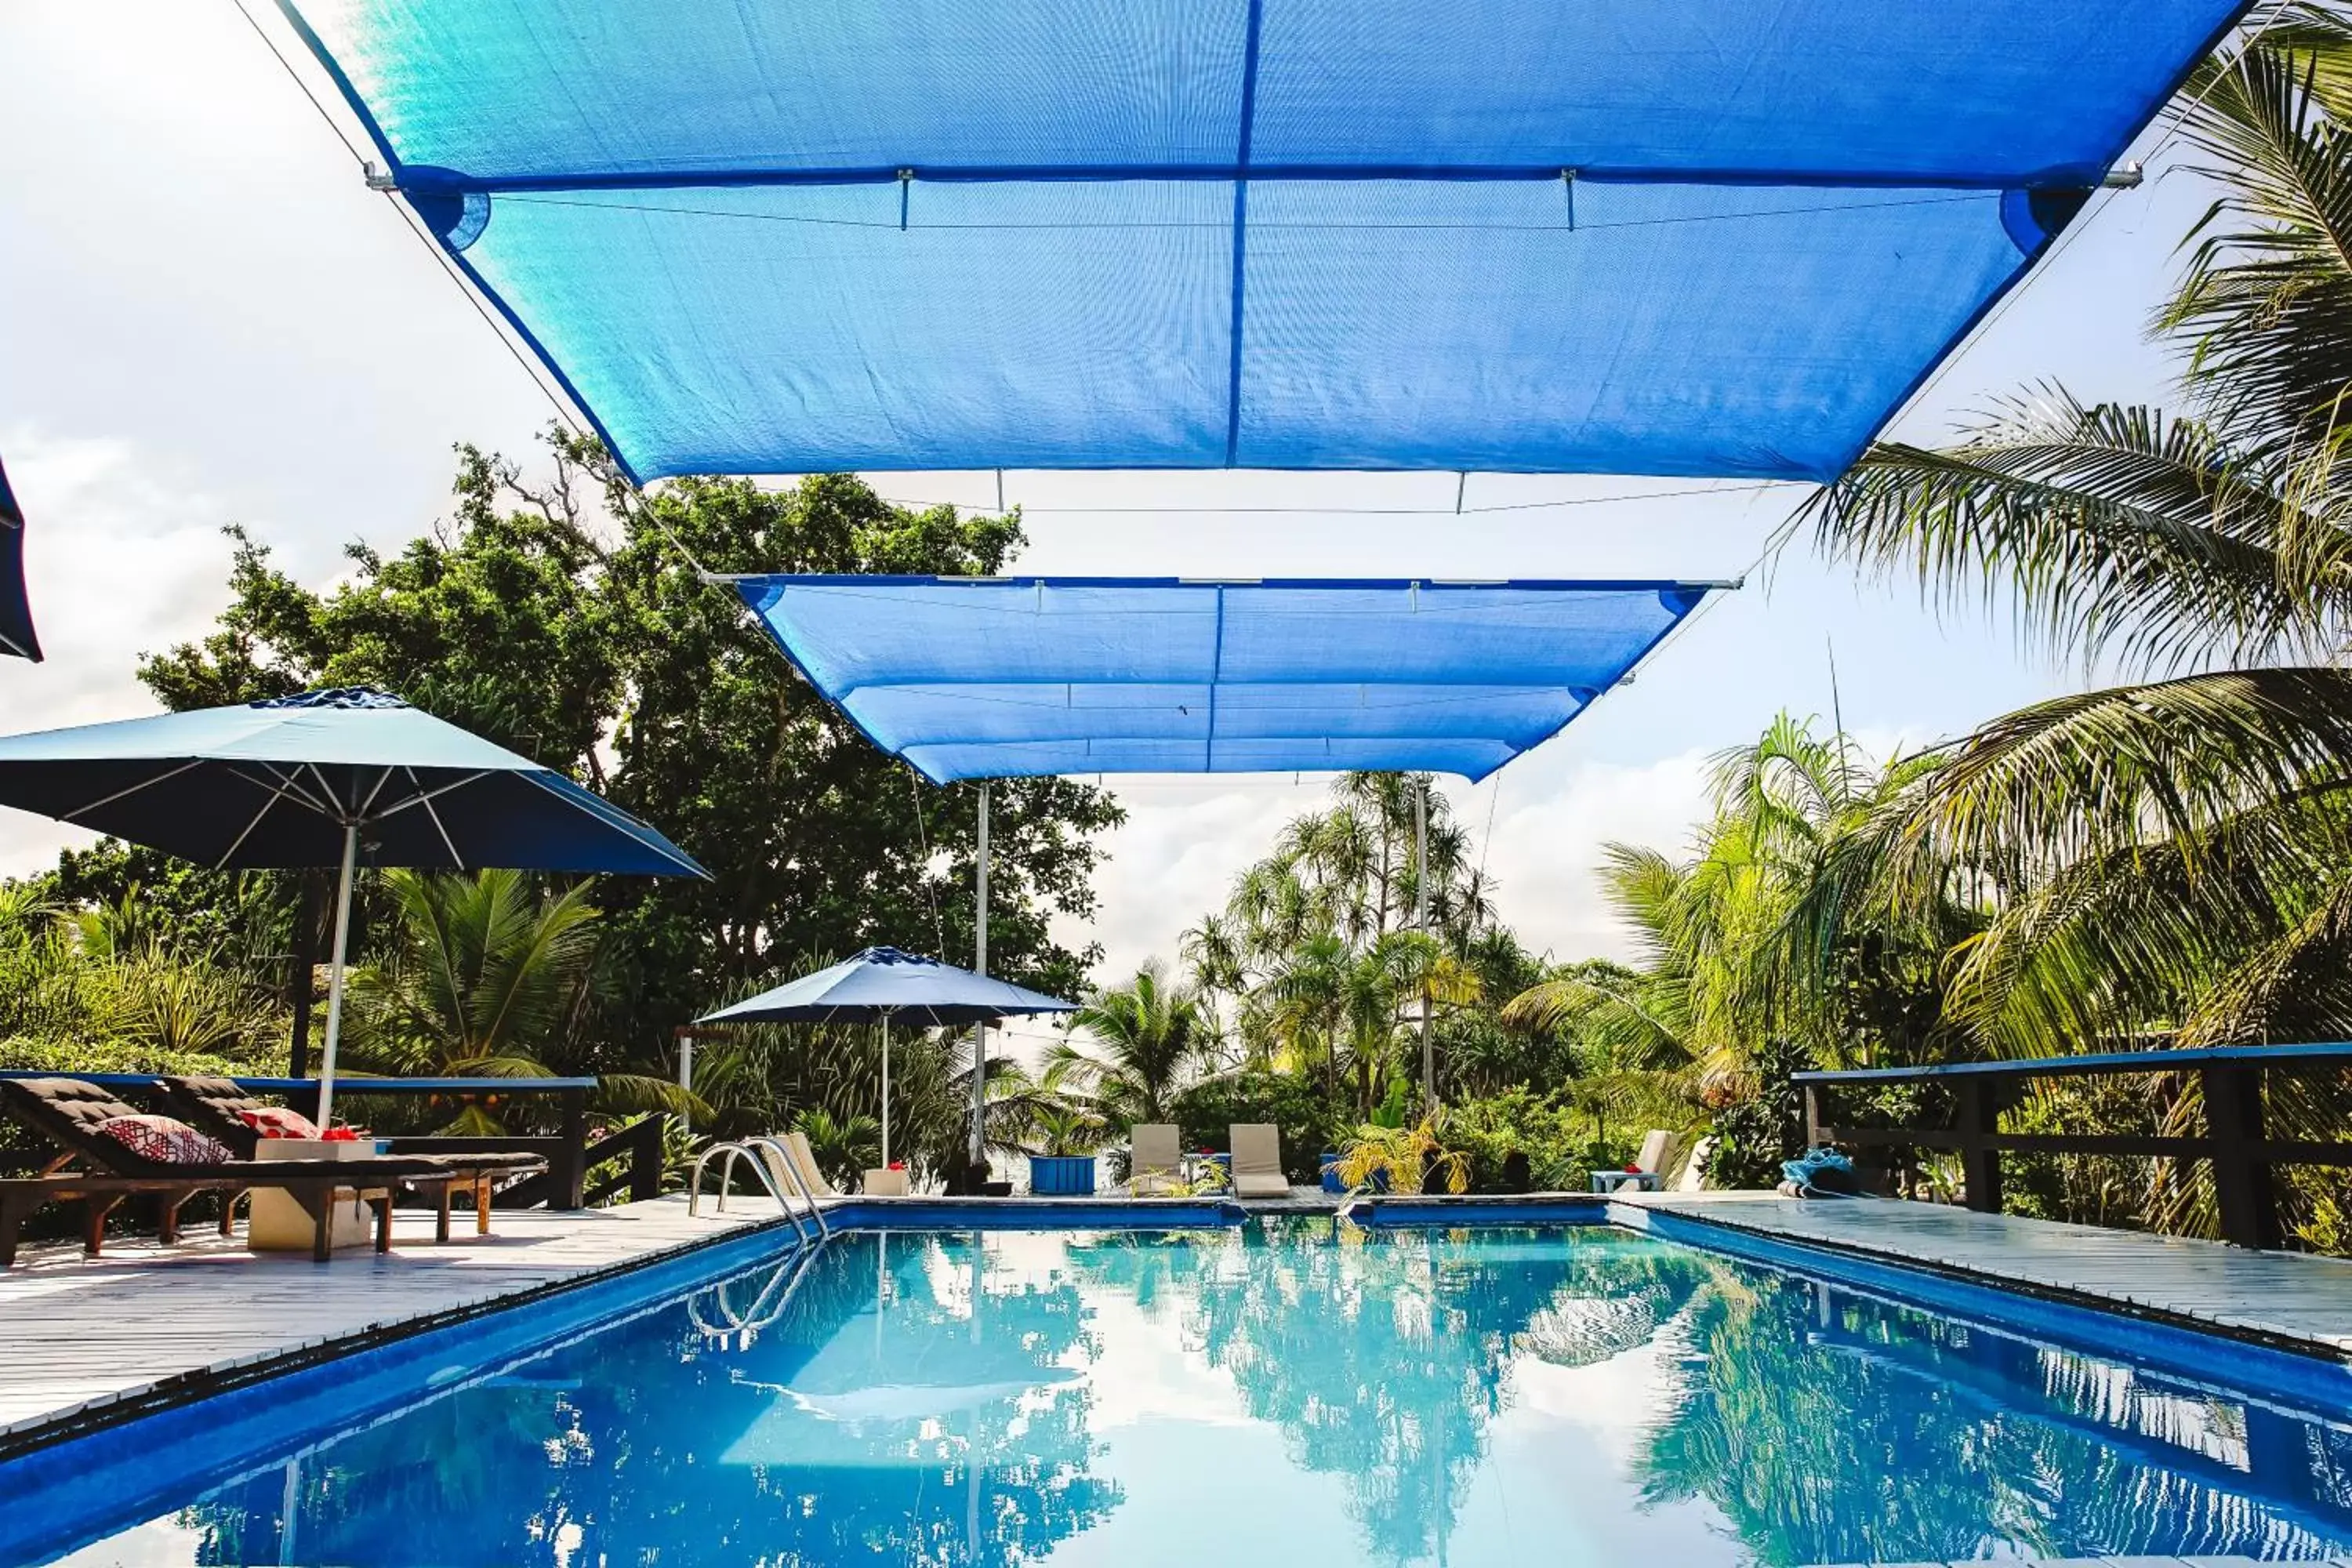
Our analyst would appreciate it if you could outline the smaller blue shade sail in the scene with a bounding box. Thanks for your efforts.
[0,688,706,876]
[734,577,1713,783]
[0,454,39,662]
[272,0,2247,482]
[699,946,1076,1029]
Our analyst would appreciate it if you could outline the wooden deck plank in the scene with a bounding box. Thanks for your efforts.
[1625,1192,2352,1356]
[0,1195,791,1439]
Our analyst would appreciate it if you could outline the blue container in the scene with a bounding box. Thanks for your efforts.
[1320,1151,1346,1194]
[1028,1154,1097,1196]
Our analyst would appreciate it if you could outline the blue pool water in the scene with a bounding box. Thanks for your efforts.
[39,1218,2352,1566]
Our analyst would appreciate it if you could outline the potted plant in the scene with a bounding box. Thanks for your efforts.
[1027,1106,1104,1196]
[1334,1116,1469,1196]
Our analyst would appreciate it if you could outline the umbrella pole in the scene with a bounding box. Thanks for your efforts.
[968,783,989,1173]
[316,822,359,1131]
[1417,777,1433,1117]
[878,1016,891,1169]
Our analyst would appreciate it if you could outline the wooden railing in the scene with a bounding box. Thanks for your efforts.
[1795,1042,2352,1250]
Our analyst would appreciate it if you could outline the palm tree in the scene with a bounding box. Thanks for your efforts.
[1799,13,2352,1055]
[350,869,684,1127]
[1179,913,1250,1062]
[1505,716,1950,1083]
[1050,963,1212,1127]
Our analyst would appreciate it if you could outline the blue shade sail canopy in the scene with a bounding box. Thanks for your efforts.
[699,946,1076,1029]
[0,688,705,877]
[273,0,2246,482]
[0,454,38,662]
[732,576,1713,783]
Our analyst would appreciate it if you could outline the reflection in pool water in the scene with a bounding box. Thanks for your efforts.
[61,1219,2352,1567]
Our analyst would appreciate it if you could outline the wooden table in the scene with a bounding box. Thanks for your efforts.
[246,1140,388,1254]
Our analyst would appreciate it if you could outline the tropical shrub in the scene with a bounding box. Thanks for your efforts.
[1444,1089,1602,1192]
[1702,1036,1813,1189]
[1168,1070,1348,1181]
[1334,1118,1469,1196]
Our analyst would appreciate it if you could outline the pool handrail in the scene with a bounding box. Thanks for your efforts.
[742,1136,833,1238]
[688,1138,827,1247]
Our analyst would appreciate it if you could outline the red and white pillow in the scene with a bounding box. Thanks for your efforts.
[237,1106,323,1141]
[96,1114,234,1166]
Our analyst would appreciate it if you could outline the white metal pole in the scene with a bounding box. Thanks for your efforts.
[315,821,360,1131]
[970,784,990,1170]
[1416,779,1433,1116]
[879,1016,891,1168]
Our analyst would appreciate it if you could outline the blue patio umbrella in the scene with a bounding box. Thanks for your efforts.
[0,688,706,1124]
[0,452,40,662]
[699,946,1075,1167]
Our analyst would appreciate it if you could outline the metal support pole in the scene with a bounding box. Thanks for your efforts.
[879,1017,891,1168]
[315,822,360,1131]
[969,784,990,1171]
[1415,779,1433,1116]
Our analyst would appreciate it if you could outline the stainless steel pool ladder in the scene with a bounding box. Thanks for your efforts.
[688,1135,833,1244]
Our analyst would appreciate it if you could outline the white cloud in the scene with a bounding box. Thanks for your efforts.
[0,427,239,876]
[1060,720,1951,988]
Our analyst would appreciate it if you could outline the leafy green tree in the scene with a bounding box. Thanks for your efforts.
[136,432,1123,1089]
[1505,715,1962,1087]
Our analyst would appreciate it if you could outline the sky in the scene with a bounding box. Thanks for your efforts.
[0,0,2213,985]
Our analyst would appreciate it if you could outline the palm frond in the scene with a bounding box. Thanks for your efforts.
[1806,394,2340,672]
[2169,18,2352,456]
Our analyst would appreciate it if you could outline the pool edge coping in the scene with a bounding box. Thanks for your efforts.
[1608,1197,2352,1374]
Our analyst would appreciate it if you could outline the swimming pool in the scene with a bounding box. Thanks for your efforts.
[22,1214,2352,1566]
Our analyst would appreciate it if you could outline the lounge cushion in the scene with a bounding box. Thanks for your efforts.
[95,1115,234,1167]
[238,1106,323,1141]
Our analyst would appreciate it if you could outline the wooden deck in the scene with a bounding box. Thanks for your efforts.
[0,1193,789,1444]
[1624,1189,2352,1360]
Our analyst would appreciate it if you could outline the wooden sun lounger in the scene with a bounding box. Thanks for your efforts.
[154,1076,544,1236]
[0,1171,392,1268]
[0,1077,539,1265]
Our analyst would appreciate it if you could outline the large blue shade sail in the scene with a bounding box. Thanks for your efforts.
[0,454,38,662]
[274,0,2245,482]
[733,576,1714,782]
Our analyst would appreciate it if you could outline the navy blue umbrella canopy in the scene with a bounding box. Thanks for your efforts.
[0,688,706,1122]
[700,948,1075,1030]
[0,688,702,874]
[701,947,1076,1168]
[0,453,39,662]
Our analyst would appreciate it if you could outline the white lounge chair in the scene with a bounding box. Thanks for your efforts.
[780,1131,842,1199]
[1596,1129,1682,1194]
[1130,1123,1181,1196]
[1229,1123,1290,1198]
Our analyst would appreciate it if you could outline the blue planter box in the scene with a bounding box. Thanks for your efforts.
[1029,1154,1097,1196]
[1320,1152,1389,1194]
